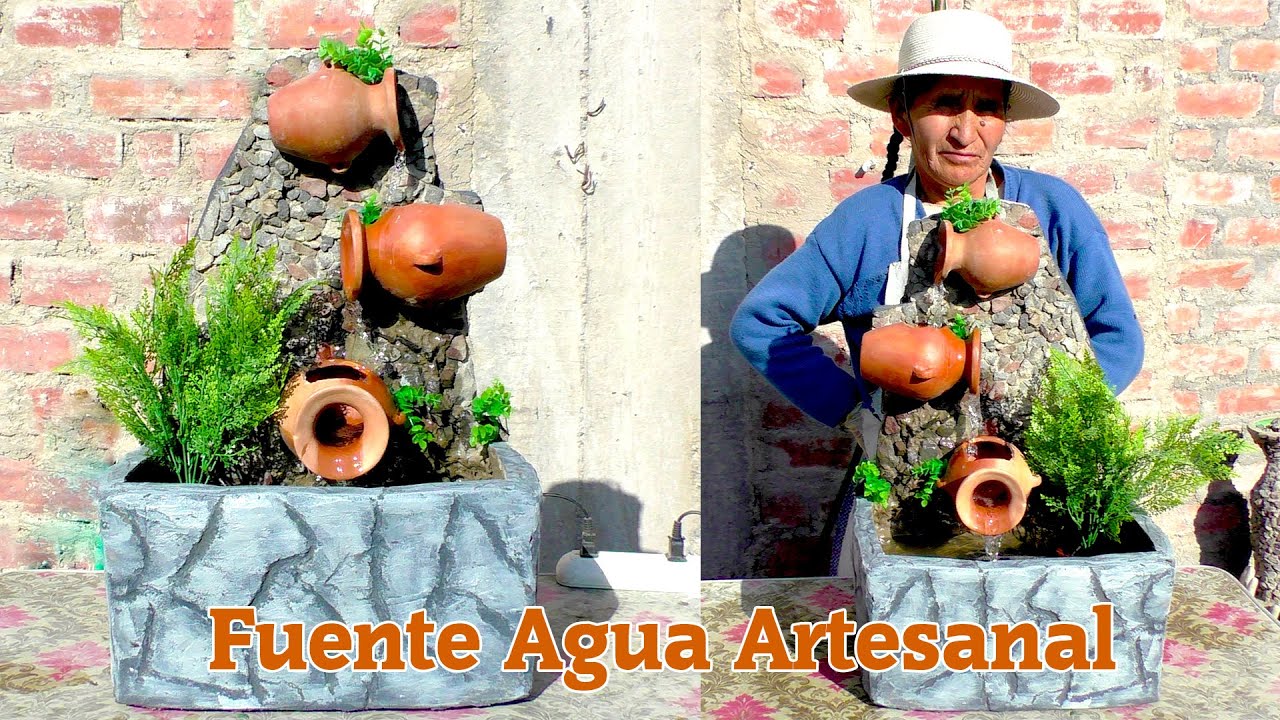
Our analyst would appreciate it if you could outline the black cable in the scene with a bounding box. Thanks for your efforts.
[541,492,597,558]
[667,510,700,562]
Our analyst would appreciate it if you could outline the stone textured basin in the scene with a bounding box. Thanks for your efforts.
[97,442,540,710]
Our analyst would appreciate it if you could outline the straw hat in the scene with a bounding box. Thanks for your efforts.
[846,9,1060,122]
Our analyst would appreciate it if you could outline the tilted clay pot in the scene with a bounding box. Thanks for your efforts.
[267,66,403,173]
[278,357,406,481]
[933,218,1040,299]
[938,436,1041,536]
[341,203,507,303]
[859,324,981,401]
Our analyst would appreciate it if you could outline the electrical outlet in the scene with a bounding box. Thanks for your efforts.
[555,550,699,593]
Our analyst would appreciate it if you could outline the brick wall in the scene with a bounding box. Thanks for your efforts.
[733,0,1279,576]
[0,0,470,568]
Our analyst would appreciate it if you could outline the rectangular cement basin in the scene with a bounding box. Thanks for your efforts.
[849,497,1175,710]
[97,442,540,711]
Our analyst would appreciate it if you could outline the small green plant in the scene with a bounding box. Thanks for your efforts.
[62,238,313,484]
[359,191,383,225]
[1024,350,1247,551]
[393,384,442,452]
[470,381,511,447]
[948,312,972,340]
[940,184,1001,232]
[855,461,891,505]
[318,23,393,85]
[910,457,946,507]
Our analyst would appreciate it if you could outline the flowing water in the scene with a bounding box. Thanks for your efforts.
[874,505,1025,560]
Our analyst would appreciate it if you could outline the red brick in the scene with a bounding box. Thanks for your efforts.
[762,231,804,269]
[1169,344,1249,377]
[869,0,927,37]
[1084,116,1156,149]
[756,118,849,156]
[1173,129,1214,161]
[1175,260,1253,290]
[0,327,73,372]
[1227,127,1280,163]
[260,0,372,48]
[1029,60,1114,95]
[1000,118,1055,155]
[987,0,1069,42]
[1260,344,1280,373]
[762,401,805,430]
[400,3,460,48]
[138,0,234,48]
[1176,83,1263,118]
[0,261,10,303]
[769,185,802,210]
[1037,161,1113,197]
[1224,217,1280,247]
[1217,386,1280,415]
[133,131,180,176]
[823,54,894,96]
[1124,370,1153,396]
[1123,273,1150,300]
[830,168,878,202]
[91,77,249,120]
[28,387,65,433]
[0,458,94,515]
[1172,172,1254,205]
[1103,220,1151,250]
[0,74,54,113]
[1179,217,1218,249]
[1271,177,1280,203]
[1080,0,1164,35]
[14,3,121,46]
[770,437,852,467]
[754,60,804,98]
[1179,41,1220,72]
[767,0,849,39]
[1129,63,1162,92]
[1216,304,1280,331]
[266,59,306,88]
[186,129,242,180]
[1165,303,1201,333]
[1230,40,1280,71]
[868,117,895,158]
[17,261,112,307]
[13,129,120,178]
[1186,0,1269,26]
[1172,391,1201,416]
[0,198,67,241]
[84,196,191,246]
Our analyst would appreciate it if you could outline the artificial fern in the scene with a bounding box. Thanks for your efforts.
[63,238,313,484]
[318,23,393,85]
[940,184,1001,232]
[469,380,511,447]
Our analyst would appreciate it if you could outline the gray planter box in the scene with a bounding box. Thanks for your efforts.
[97,442,540,711]
[849,498,1175,710]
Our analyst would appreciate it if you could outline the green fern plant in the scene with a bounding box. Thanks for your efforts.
[911,458,946,507]
[855,461,891,505]
[469,381,511,447]
[1023,350,1246,551]
[62,238,313,484]
[318,23,393,85]
[948,312,972,340]
[393,384,442,452]
[359,191,384,225]
[940,184,1001,232]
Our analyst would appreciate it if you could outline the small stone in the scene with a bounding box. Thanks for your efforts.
[287,188,303,201]
[266,173,284,191]
[252,97,268,122]
[231,196,247,209]
[236,131,255,152]
[446,335,468,362]
[252,166,269,181]
[273,159,294,176]
[286,263,311,280]
[299,177,328,198]
[304,197,327,215]
[253,125,272,140]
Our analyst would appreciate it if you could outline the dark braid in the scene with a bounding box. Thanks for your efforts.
[881,129,904,182]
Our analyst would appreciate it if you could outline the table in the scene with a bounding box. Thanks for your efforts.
[0,572,699,720]
[702,565,1280,718]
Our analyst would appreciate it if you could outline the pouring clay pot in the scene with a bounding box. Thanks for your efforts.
[341,203,507,303]
[859,324,981,401]
[934,218,1040,299]
[938,436,1041,536]
[278,357,405,481]
[267,66,403,173]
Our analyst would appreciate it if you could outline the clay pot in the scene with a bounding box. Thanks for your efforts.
[938,436,1041,536]
[267,66,403,173]
[1248,418,1280,614]
[341,204,507,303]
[859,324,981,401]
[278,358,405,481]
[934,218,1040,299]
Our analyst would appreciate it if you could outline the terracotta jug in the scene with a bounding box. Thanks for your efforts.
[859,324,981,401]
[278,356,405,481]
[938,436,1041,536]
[933,218,1040,299]
[267,66,403,173]
[341,203,507,303]
[1248,418,1280,614]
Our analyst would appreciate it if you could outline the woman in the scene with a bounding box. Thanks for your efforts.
[729,9,1143,574]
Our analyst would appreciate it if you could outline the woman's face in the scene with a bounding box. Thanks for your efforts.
[892,76,1007,201]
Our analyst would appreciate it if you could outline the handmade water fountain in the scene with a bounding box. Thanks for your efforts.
[843,199,1224,710]
[83,29,540,711]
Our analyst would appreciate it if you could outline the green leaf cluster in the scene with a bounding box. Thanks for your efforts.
[1024,350,1247,550]
[318,23,393,85]
[856,461,891,505]
[470,381,511,447]
[911,458,946,507]
[940,185,1001,232]
[359,191,384,225]
[393,384,442,452]
[62,238,313,484]
[948,312,972,340]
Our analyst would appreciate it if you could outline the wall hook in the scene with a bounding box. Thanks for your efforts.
[586,99,606,117]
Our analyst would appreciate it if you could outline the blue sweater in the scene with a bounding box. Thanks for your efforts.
[730,160,1144,428]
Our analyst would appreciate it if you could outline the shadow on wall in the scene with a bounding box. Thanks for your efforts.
[537,480,643,573]
[702,225,853,580]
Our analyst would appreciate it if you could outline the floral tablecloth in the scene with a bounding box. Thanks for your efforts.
[702,566,1280,719]
[0,571,699,720]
